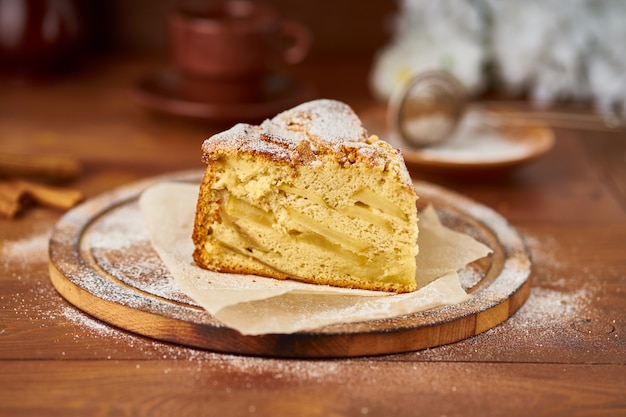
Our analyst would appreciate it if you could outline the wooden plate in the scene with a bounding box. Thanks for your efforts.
[48,170,531,358]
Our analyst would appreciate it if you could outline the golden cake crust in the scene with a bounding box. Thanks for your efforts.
[200,100,414,189]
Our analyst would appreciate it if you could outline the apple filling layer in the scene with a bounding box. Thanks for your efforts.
[197,153,418,292]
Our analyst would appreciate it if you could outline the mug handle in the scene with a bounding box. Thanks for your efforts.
[280,19,311,64]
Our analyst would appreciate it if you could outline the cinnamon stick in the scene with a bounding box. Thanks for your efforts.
[0,182,28,218]
[0,153,81,183]
[0,180,84,218]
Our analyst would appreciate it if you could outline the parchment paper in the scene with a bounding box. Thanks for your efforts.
[139,182,492,335]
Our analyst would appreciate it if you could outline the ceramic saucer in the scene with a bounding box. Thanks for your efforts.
[134,68,316,124]
[361,106,554,175]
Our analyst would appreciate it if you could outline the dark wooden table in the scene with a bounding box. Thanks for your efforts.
[1,56,625,416]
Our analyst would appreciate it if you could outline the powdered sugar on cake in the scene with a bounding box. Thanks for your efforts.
[267,99,368,146]
[202,99,400,171]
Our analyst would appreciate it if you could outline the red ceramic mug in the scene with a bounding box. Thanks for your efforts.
[169,0,311,80]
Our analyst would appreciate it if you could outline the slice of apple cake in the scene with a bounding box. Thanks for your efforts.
[192,99,419,293]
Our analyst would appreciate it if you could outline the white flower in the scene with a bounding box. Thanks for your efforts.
[369,0,489,100]
[370,0,626,122]
[489,0,591,105]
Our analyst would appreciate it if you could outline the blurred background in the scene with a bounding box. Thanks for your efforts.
[1,0,624,191]
[2,0,625,121]
[104,0,395,60]
[0,0,396,72]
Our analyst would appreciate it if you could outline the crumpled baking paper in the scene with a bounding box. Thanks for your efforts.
[139,182,491,335]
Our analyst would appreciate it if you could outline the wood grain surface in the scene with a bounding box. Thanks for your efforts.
[1,56,625,416]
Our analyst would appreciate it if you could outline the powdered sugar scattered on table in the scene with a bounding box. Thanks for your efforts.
[2,230,50,267]
[408,229,615,363]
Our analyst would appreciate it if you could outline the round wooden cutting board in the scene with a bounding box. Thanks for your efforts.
[48,170,531,358]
